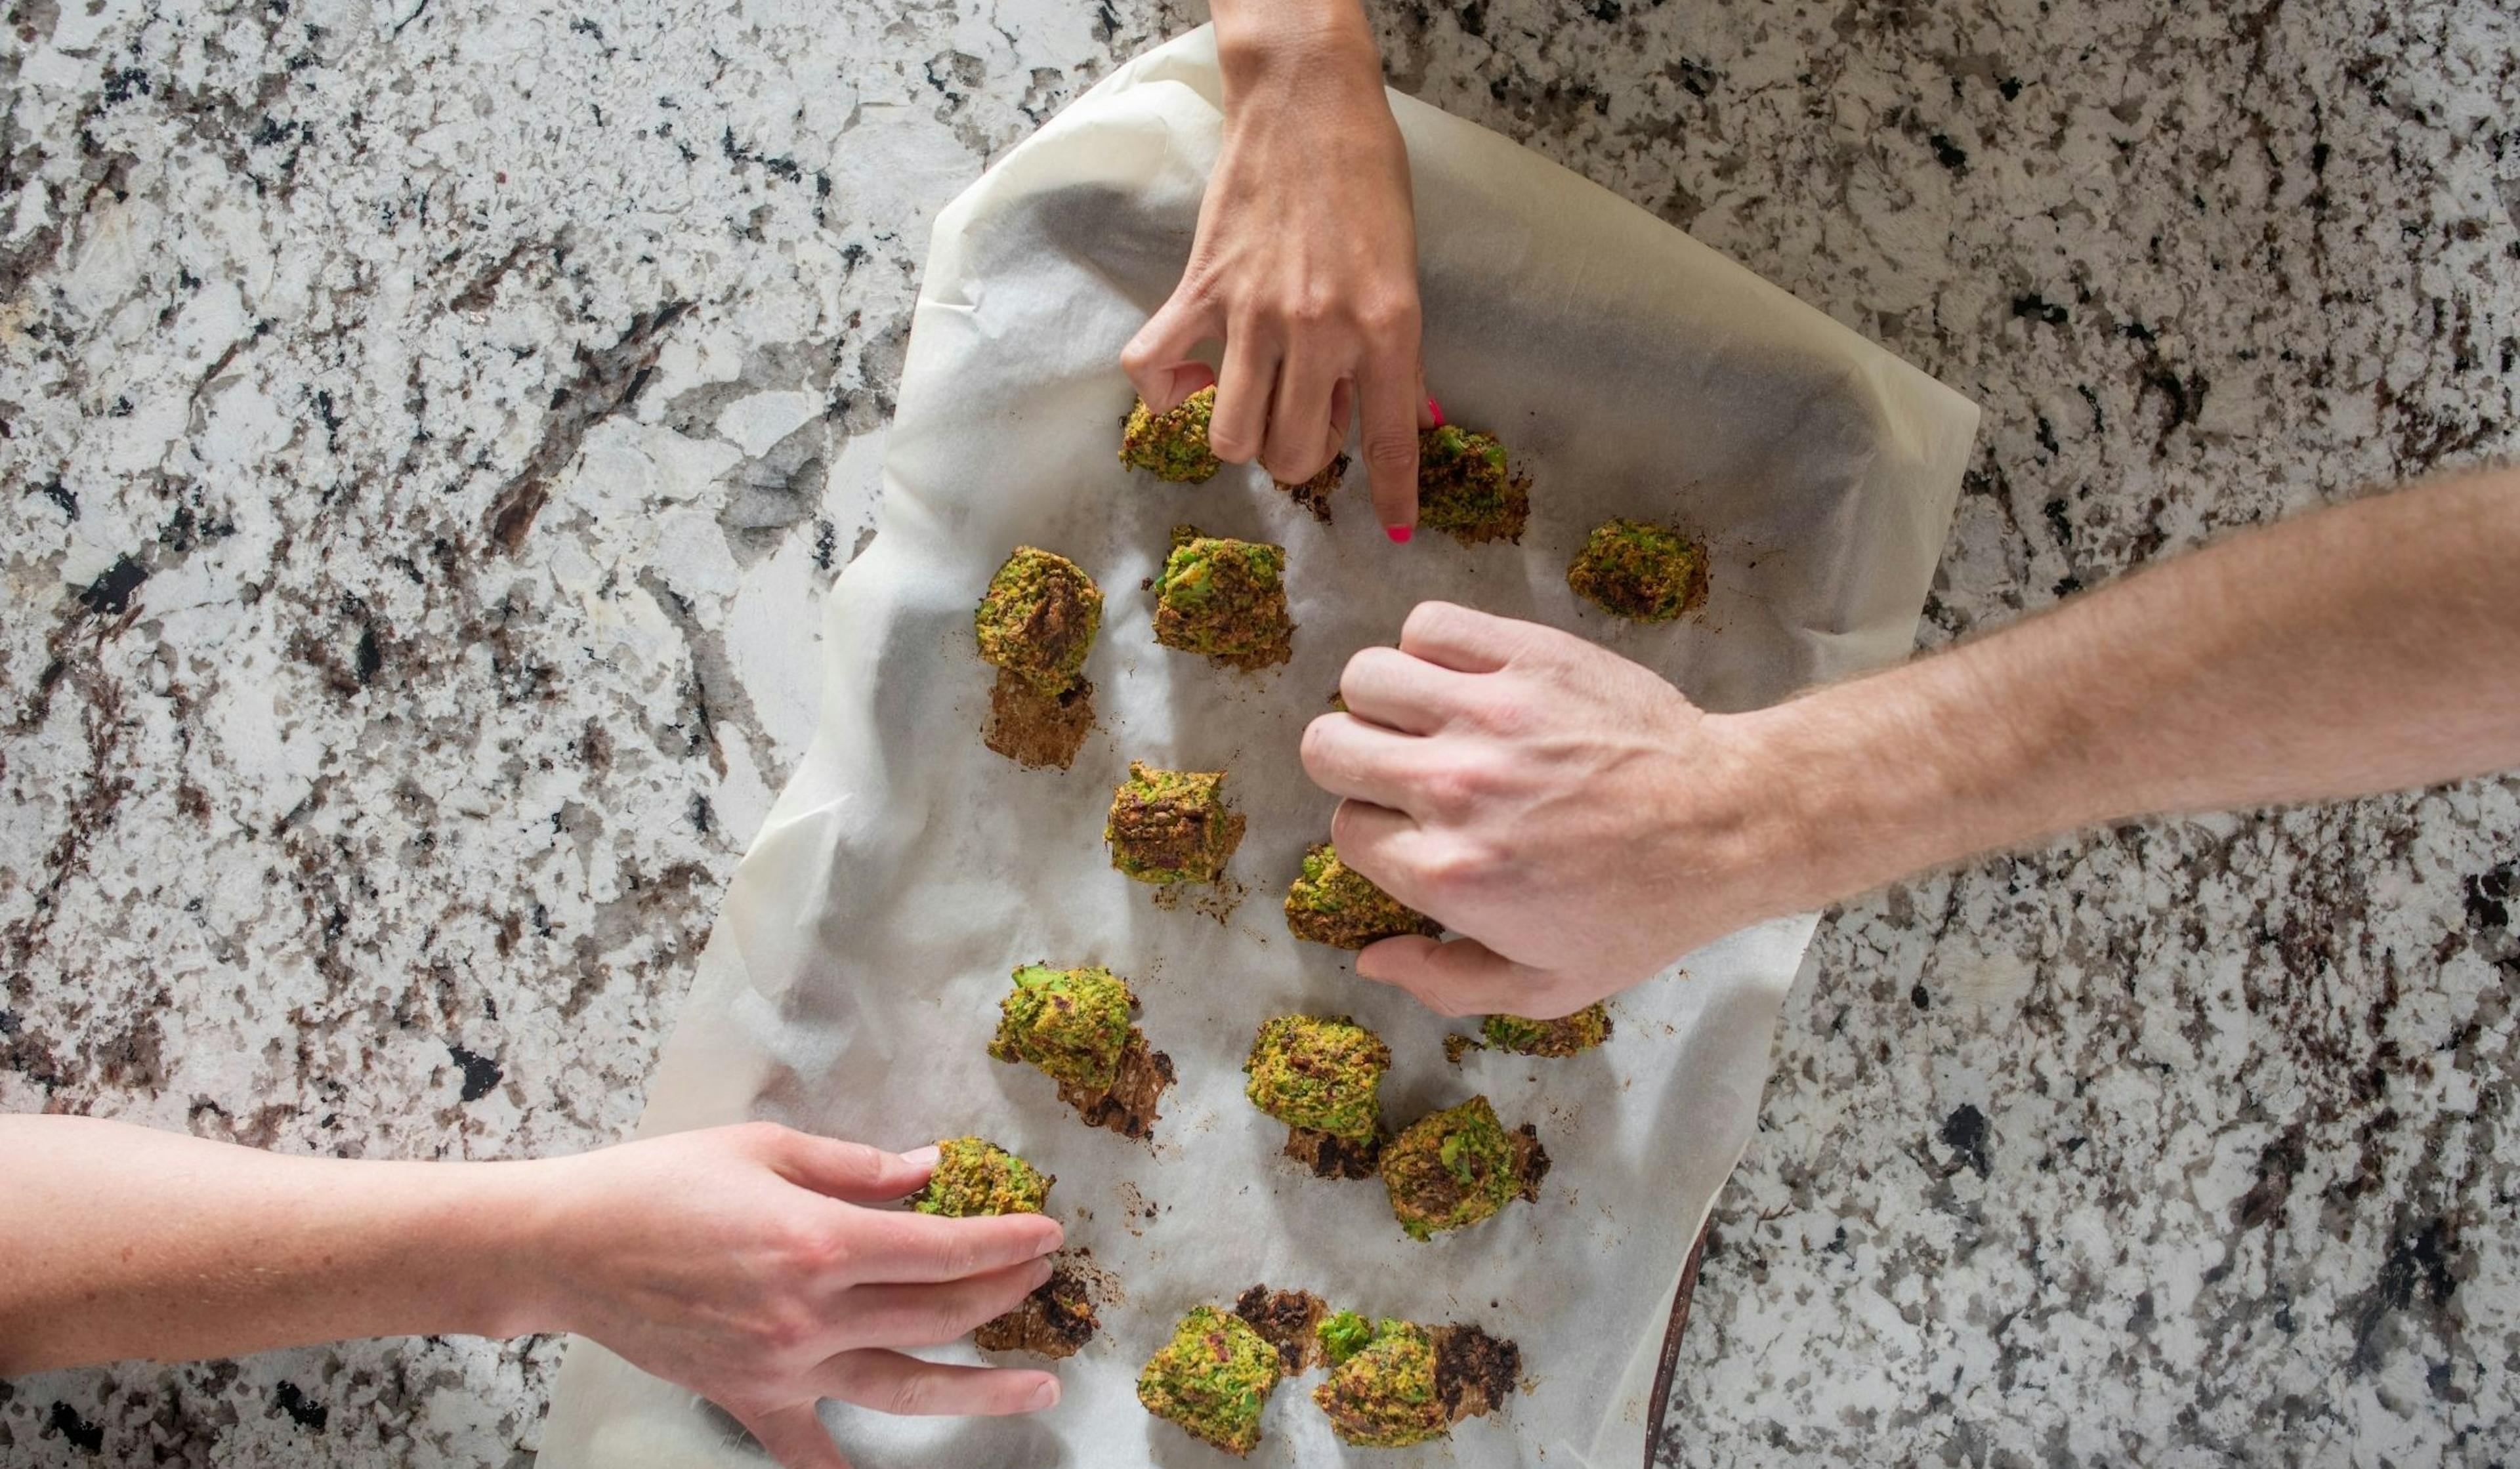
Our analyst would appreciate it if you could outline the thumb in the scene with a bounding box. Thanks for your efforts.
[1354,935,1550,1018]
[738,1403,853,1469]
[762,1128,936,1204]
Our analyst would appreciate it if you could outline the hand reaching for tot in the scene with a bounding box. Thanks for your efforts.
[1122,0,1431,535]
[540,1123,1064,1469]
[1301,603,1813,1019]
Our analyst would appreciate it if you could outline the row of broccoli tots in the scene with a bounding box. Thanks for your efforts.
[915,1129,1515,1451]
[936,397,1667,1454]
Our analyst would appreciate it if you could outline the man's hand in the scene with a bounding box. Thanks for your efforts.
[536,1123,1063,1468]
[1122,0,1429,535]
[1301,470,2520,1022]
[1301,602,1802,1017]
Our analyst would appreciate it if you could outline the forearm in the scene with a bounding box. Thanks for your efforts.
[0,1115,561,1374]
[1755,466,2520,901]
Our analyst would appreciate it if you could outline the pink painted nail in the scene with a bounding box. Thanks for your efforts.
[1385,525,1413,544]
[1425,396,1445,427]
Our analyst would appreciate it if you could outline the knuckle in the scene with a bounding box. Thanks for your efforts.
[1282,293,1337,331]
[775,1220,852,1279]
[749,1302,819,1358]
[1362,427,1418,472]
[1419,838,1494,898]
[1358,289,1420,338]
[1463,688,1528,735]
[885,1371,938,1417]
[1416,755,1497,817]
[1404,600,1463,644]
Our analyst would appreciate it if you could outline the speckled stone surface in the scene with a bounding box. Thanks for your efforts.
[1,0,2513,1464]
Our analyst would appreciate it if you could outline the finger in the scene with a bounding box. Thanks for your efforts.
[835,1258,1055,1350]
[1339,644,1480,735]
[1327,797,1433,887]
[1301,714,1427,810]
[1354,934,1551,1018]
[765,1130,936,1204]
[738,1403,852,1469]
[1262,348,1343,485]
[815,1349,1062,1418]
[1358,341,1422,537]
[850,1209,1063,1284]
[1122,291,1223,413]
[1398,600,1533,674]
[1209,324,1277,464]
[1328,378,1356,460]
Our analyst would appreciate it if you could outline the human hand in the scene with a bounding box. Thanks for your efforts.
[1122,0,1431,535]
[530,1123,1064,1469]
[1300,603,1821,1018]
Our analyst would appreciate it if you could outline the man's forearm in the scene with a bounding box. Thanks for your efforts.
[0,1115,560,1373]
[1757,467,2520,901]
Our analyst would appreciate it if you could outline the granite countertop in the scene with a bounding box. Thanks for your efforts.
[3,0,2515,1462]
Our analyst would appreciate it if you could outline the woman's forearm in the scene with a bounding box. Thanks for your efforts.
[1761,466,2520,900]
[0,1115,559,1374]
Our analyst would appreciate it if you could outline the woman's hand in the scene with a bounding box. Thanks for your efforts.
[1300,603,1815,1018]
[535,1123,1064,1468]
[0,1116,1061,1469]
[1123,0,1430,536]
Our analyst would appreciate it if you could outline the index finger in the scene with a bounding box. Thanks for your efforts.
[850,1209,1063,1285]
[1357,348,1421,538]
[1398,600,1527,674]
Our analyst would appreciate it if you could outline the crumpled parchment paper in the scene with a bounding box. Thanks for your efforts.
[540,26,1977,1469]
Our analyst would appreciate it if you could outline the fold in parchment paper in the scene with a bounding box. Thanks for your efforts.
[540,27,1977,1469]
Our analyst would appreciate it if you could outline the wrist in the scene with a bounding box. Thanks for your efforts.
[1212,0,1379,98]
[427,1157,581,1340]
[1719,656,2058,911]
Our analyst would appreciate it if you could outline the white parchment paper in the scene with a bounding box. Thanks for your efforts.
[541,27,1977,1469]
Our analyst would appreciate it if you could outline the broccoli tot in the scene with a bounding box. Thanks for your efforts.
[1137,1304,1285,1457]
[1120,386,1224,483]
[1479,1003,1614,1058]
[907,1136,1053,1218]
[987,963,1136,1091]
[1312,1319,1450,1447]
[1152,526,1294,671]
[1416,425,1531,546]
[1243,1016,1391,1144]
[1105,762,1245,885]
[1381,1096,1548,1241]
[1284,842,1442,949]
[974,547,1102,695]
[1566,518,1710,621]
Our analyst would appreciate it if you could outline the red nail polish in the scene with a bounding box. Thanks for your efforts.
[1425,396,1444,427]
[1385,525,1413,544]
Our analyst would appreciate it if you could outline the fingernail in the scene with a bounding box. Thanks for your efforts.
[1027,1378,1061,1411]
[1426,396,1444,427]
[1385,525,1413,544]
[899,1144,940,1169]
